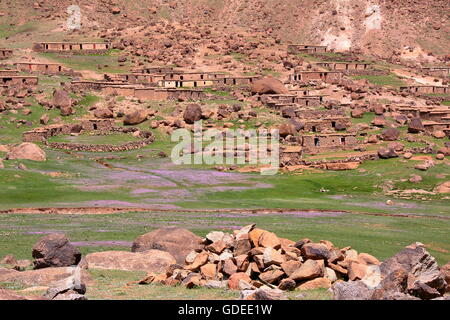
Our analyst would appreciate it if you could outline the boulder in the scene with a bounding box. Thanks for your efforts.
[380,243,447,299]
[94,108,114,119]
[408,118,425,133]
[301,243,330,260]
[32,234,81,269]
[251,77,288,95]
[381,128,400,141]
[378,147,398,159]
[289,259,325,281]
[297,277,332,290]
[278,122,297,138]
[52,89,71,109]
[332,280,374,300]
[228,272,251,290]
[123,110,148,125]
[0,267,92,287]
[183,104,202,124]
[0,289,38,300]
[84,250,176,272]
[242,287,288,300]
[6,143,46,162]
[44,267,86,300]
[131,227,202,264]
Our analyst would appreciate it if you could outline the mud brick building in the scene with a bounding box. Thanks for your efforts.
[0,49,13,60]
[290,71,342,83]
[421,67,450,78]
[163,71,226,81]
[71,81,206,101]
[22,119,116,142]
[0,70,19,76]
[288,44,328,54]
[219,76,260,86]
[301,133,358,153]
[261,94,324,108]
[0,75,38,86]
[302,117,351,133]
[132,66,175,74]
[315,62,370,71]
[104,73,161,85]
[32,42,111,54]
[400,85,449,94]
[158,79,217,88]
[15,62,66,74]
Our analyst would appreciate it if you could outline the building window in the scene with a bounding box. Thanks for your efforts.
[314,137,320,146]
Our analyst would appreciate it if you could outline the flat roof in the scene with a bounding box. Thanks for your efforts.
[15,62,62,65]
[34,42,110,44]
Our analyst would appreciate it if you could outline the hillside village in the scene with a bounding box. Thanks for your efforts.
[0,0,449,301]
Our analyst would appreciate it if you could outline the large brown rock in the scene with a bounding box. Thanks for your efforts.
[0,289,44,300]
[228,272,251,290]
[381,128,400,141]
[441,263,450,292]
[278,122,297,138]
[183,104,202,124]
[408,118,425,133]
[332,280,374,300]
[131,227,202,264]
[251,77,288,95]
[6,143,46,162]
[94,108,114,119]
[32,234,81,269]
[289,259,325,281]
[52,89,71,109]
[0,267,91,287]
[301,243,330,260]
[84,250,176,272]
[380,243,447,299]
[123,109,148,125]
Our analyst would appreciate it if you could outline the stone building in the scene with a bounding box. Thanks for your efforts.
[290,71,342,83]
[132,66,175,74]
[22,119,115,142]
[70,81,206,101]
[158,79,216,88]
[0,75,38,86]
[0,70,19,76]
[32,42,111,53]
[400,85,449,94]
[288,44,328,54]
[421,67,450,78]
[0,49,13,60]
[302,117,351,133]
[104,73,160,84]
[301,133,358,153]
[315,62,370,71]
[15,62,66,74]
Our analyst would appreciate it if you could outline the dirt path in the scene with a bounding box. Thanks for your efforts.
[0,206,448,220]
[392,68,444,86]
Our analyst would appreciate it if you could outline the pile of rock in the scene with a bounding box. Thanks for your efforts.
[136,224,383,293]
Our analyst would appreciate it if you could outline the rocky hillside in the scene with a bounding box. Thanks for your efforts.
[1,0,449,59]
